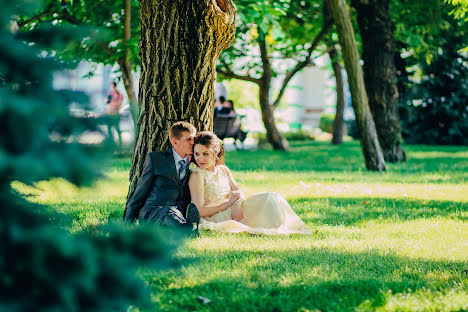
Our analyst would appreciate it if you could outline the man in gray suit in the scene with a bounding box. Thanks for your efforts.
[124,122,199,230]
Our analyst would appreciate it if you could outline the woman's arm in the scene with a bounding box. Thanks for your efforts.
[223,166,244,199]
[221,166,244,221]
[189,171,239,218]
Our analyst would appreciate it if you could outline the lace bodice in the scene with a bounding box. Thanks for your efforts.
[190,164,232,222]
[191,164,231,204]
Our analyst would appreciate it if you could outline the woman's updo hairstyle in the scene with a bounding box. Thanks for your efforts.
[194,131,225,165]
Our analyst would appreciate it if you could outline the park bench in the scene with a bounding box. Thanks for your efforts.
[213,115,247,148]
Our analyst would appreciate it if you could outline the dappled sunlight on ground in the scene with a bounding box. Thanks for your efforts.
[11,141,468,311]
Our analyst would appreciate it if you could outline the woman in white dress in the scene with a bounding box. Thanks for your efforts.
[188,131,309,235]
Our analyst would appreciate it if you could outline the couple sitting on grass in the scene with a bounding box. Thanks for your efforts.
[123,121,309,235]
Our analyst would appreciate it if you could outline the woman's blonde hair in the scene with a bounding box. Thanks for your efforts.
[193,131,225,165]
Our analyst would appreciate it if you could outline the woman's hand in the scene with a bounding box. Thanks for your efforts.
[230,199,243,221]
[228,191,241,205]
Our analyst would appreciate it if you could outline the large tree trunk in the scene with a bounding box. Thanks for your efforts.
[352,0,406,162]
[329,45,345,145]
[326,0,386,171]
[258,35,289,151]
[125,0,236,210]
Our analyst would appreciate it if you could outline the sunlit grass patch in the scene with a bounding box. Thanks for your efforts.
[12,141,468,311]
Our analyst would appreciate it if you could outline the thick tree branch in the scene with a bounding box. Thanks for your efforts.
[57,10,82,25]
[271,23,332,109]
[16,2,59,28]
[216,60,261,84]
[17,9,54,27]
[217,68,261,84]
[23,7,116,58]
[18,4,82,28]
[97,40,116,57]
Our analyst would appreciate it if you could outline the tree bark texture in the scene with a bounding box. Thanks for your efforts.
[352,0,406,162]
[326,0,386,171]
[258,35,289,151]
[329,46,345,145]
[125,0,236,210]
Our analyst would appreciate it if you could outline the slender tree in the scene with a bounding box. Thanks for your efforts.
[125,0,236,207]
[325,0,386,171]
[352,0,406,162]
[329,44,345,144]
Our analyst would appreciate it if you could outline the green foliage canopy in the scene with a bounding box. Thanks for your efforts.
[18,0,140,72]
[399,10,468,145]
[218,0,328,106]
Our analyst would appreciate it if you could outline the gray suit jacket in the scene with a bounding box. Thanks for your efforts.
[124,150,191,223]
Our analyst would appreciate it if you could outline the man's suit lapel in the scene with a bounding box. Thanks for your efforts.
[165,149,181,184]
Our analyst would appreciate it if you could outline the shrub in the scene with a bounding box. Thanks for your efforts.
[283,130,315,141]
[1,2,181,310]
[398,15,467,145]
[319,114,335,133]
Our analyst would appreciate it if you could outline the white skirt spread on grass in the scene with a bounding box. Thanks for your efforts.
[200,191,310,235]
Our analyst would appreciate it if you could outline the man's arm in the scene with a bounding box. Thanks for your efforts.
[124,153,154,222]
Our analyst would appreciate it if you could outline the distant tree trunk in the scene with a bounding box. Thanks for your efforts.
[118,60,140,136]
[352,0,406,162]
[326,0,386,171]
[120,0,140,138]
[258,35,289,151]
[125,0,236,210]
[259,84,290,151]
[329,45,345,144]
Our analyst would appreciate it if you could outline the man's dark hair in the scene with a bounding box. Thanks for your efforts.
[111,81,117,87]
[218,96,225,103]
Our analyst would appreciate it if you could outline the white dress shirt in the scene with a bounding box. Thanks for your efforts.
[172,148,189,173]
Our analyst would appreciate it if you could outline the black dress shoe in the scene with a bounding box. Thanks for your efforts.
[185,203,200,236]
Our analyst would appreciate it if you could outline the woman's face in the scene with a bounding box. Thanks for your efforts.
[194,144,216,170]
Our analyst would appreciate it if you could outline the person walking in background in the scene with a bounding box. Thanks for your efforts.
[105,82,123,146]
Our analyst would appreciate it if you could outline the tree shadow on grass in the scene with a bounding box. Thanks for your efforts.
[227,142,365,173]
[225,142,467,184]
[148,246,467,312]
[290,197,467,226]
[108,141,467,183]
[40,201,124,231]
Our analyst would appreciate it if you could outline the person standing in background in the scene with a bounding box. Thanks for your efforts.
[105,82,123,146]
[217,99,236,116]
[214,96,226,117]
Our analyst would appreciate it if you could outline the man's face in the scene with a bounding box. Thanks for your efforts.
[172,131,195,158]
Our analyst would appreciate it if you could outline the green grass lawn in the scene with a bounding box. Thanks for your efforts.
[14,141,468,311]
